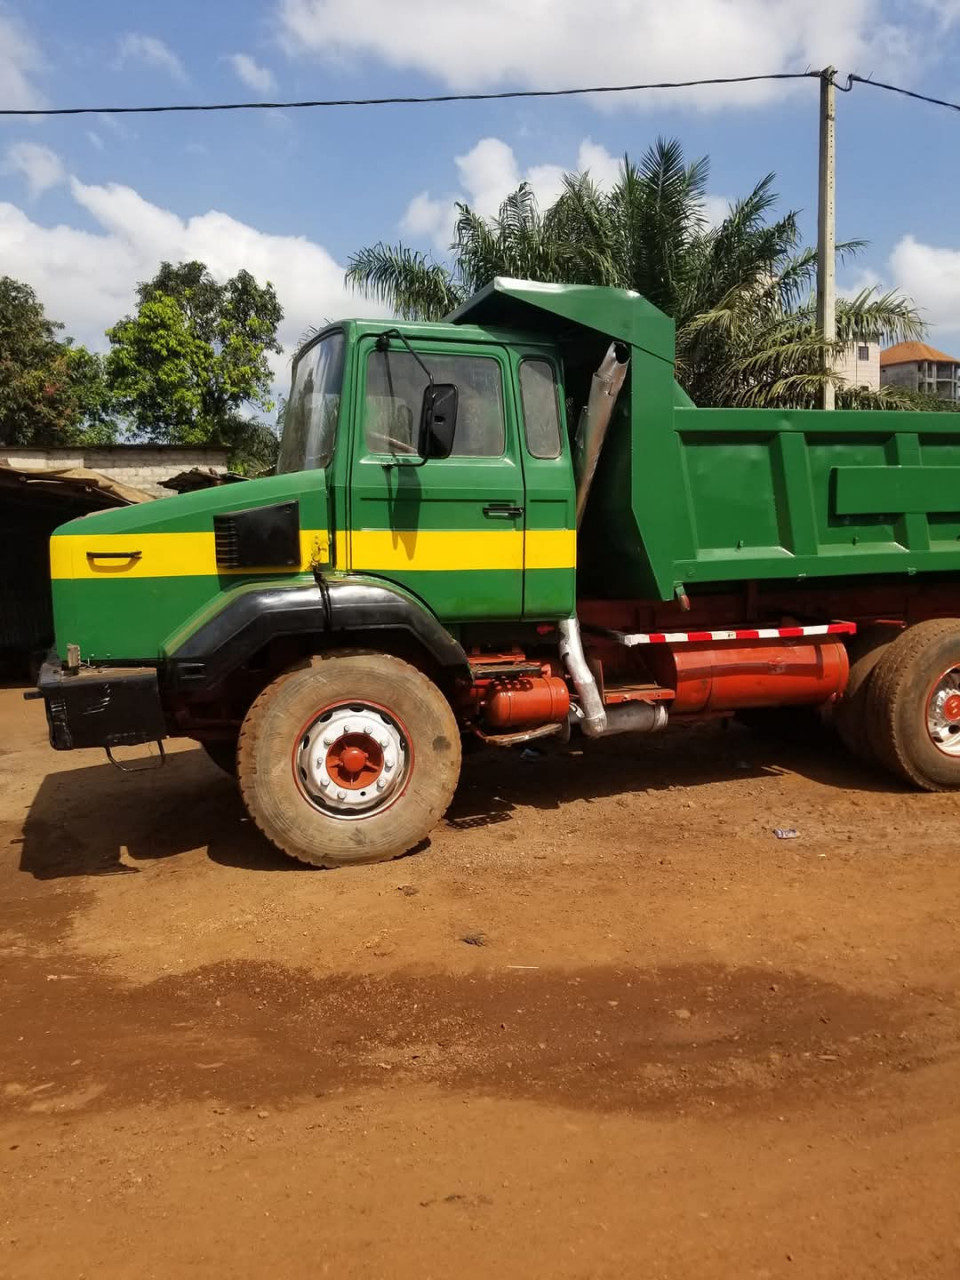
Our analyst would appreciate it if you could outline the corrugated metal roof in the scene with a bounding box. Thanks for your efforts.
[880,341,960,368]
[0,464,150,666]
[0,462,151,506]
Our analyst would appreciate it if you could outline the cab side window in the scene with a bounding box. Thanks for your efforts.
[519,359,562,459]
[364,350,505,458]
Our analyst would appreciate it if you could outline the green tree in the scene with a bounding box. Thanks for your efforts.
[107,261,283,470]
[347,140,924,410]
[0,276,115,446]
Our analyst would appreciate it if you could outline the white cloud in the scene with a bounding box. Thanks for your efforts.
[0,14,45,111]
[227,52,276,93]
[86,131,105,151]
[455,137,521,217]
[116,34,186,82]
[0,172,388,397]
[400,190,457,246]
[889,235,960,335]
[577,139,622,189]
[401,136,623,250]
[2,142,64,198]
[702,194,732,228]
[840,265,884,297]
[278,0,908,110]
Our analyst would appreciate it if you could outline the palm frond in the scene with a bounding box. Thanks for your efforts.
[835,289,925,344]
[345,242,463,321]
[837,382,936,411]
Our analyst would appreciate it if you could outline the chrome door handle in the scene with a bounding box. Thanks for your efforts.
[483,503,524,519]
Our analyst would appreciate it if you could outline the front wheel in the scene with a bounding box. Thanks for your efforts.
[237,652,462,867]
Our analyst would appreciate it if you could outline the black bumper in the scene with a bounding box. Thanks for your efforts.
[37,657,168,751]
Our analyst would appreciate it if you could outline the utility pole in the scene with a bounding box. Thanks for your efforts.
[817,66,837,410]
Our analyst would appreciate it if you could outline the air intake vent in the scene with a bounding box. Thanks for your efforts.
[213,501,301,570]
[214,519,241,567]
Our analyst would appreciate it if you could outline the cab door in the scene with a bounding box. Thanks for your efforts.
[349,338,525,621]
[515,354,577,619]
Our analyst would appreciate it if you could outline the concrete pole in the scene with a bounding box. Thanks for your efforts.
[816,67,837,410]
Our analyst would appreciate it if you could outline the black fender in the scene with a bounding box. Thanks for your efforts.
[167,576,470,692]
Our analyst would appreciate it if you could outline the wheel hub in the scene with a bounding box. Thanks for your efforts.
[296,704,408,817]
[926,669,960,756]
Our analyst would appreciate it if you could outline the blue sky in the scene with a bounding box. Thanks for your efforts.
[4,0,960,406]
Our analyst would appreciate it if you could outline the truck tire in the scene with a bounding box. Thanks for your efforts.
[237,651,461,867]
[866,619,960,790]
[833,627,897,765]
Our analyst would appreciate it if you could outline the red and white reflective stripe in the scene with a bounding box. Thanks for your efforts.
[611,622,857,647]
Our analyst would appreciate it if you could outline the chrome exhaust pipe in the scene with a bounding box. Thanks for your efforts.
[574,342,630,529]
[559,617,606,737]
[560,617,669,739]
[600,702,668,736]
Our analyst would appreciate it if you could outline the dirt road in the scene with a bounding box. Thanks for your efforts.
[1,684,959,1279]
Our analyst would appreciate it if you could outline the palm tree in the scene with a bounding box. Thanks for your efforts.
[346,139,924,410]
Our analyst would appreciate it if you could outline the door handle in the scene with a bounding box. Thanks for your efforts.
[483,503,524,519]
[86,550,142,560]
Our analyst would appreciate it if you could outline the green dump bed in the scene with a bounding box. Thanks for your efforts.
[453,279,960,603]
[586,401,960,600]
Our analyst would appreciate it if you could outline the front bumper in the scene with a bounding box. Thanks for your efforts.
[37,656,168,751]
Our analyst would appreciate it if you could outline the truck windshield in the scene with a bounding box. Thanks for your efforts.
[277,332,345,473]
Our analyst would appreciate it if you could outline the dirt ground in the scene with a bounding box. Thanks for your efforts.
[1,685,959,1280]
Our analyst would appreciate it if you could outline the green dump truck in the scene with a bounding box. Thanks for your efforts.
[36,279,960,866]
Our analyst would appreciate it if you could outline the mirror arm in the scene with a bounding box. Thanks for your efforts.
[375,329,435,386]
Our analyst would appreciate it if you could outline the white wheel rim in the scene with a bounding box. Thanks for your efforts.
[295,702,409,819]
[926,668,960,757]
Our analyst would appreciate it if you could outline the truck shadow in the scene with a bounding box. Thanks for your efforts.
[18,750,299,880]
[447,720,895,829]
[18,721,896,880]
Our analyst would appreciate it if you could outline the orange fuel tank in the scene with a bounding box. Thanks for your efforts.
[646,639,849,715]
[483,675,571,729]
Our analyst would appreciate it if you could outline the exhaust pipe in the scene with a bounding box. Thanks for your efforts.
[574,342,630,528]
[559,618,606,737]
[559,617,670,739]
[599,702,668,737]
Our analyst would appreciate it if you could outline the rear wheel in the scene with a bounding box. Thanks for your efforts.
[833,627,898,764]
[866,619,960,790]
[237,652,461,867]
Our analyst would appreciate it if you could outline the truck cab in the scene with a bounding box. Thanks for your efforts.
[279,318,576,624]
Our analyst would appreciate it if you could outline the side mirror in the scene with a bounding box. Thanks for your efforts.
[418,383,458,460]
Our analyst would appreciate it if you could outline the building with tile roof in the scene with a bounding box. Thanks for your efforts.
[880,341,960,401]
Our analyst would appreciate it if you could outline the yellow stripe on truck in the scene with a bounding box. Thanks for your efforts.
[50,527,576,579]
[349,528,576,572]
[50,530,331,580]
[350,529,523,572]
[525,528,577,570]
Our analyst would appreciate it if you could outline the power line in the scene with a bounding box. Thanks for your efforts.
[844,73,960,114]
[0,71,820,117]
[7,68,959,121]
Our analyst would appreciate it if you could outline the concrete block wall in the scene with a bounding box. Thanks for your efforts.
[1,447,230,499]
